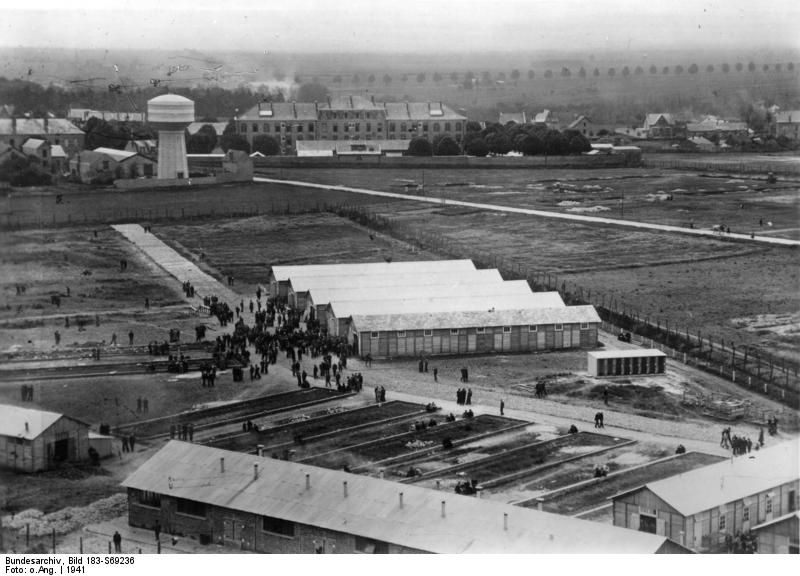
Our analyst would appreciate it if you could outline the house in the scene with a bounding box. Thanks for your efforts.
[0,117,85,155]
[123,441,690,553]
[611,439,799,553]
[643,114,683,139]
[69,147,156,183]
[533,109,560,129]
[0,141,26,163]
[498,111,527,125]
[774,110,800,140]
[124,139,157,156]
[686,116,749,139]
[0,404,90,472]
[567,115,595,137]
[67,108,146,124]
[21,138,68,174]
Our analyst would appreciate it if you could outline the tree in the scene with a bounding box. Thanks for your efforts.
[762,64,769,72]
[788,62,795,72]
[464,137,489,157]
[252,134,280,156]
[544,69,553,78]
[663,66,670,74]
[564,130,591,154]
[465,121,482,133]
[747,61,756,72]
[622,66,630,77]
[434,135,461,156]
[510,69,520,83]
[0,155,52,186]
[296,82,329,102]
[527,69,535,80]
[649,64,657,74]
[688,63,699,74]
[706,64,714,73]
[367,74,376,84]
[722,63,730,73]
[186,124,218,154]
[486,132,513,155]
[219,133,250,153]
[543,129,567,155]
[407,137,433,156]
[383,74,392,85]
[519,133,544,155]
[416,72,426,83]
[675,65,684,74]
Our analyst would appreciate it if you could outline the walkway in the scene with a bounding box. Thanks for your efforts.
[254,177,800,247]
[112,224,240,304]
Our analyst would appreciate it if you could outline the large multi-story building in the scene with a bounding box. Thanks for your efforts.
[0,117,85,155]
[235,95,467,152]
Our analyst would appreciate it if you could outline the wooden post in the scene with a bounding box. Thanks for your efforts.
[52,528,56,553]
[80,537,83,554]
[26,524,29,546]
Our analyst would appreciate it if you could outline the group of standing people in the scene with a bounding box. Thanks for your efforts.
[456,387,472,405]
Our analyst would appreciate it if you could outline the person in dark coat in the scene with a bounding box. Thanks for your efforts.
[113,531,122,553]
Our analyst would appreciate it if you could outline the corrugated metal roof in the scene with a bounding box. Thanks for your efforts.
[0,404,85,440]
[50,145,67,158]
[239,102,319,121]
[273,260,475,283]
[332,292,567,319]
[350,305,600,332]
[383,102,466,121]
[614,440,799,517]
[0,118,83,135]
[310,279,537,308]
[588,349,667,359]
[22,138,46,151]
[92,147,138,162]
[293,269,503,294]
[122,441,675,553]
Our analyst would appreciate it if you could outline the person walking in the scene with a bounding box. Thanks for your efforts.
[500,399,505,416]
[54,330,60,346]
[154,521,161,542]
[113,531,122,553]
[433,368,438,382]
[128,330,134,346]
[466,388,472,405]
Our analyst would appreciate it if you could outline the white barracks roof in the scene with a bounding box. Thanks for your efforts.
[311,280,543,308]
[272,260,475,283]
[613,439,799,517]
[589,349,667,359]
[0,404,86,440]
[350,305,601,332]
[290,267,500,294]
[331,292,566,318]
[123,441,678,553]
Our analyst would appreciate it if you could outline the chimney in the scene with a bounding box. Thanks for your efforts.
[305,473,311,491]
[343,481,348,498]
[254,463,259,480]
[503,513,508,531]
[399,492,404,509]
[441,501,446,518]
[220,458,225,473]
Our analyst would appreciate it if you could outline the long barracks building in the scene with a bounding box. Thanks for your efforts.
[236,95,467,150]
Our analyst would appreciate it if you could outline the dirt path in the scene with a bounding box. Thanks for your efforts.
[254,177,800,247]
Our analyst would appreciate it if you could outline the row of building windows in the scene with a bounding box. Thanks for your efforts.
[240,122,462,134]
[370,324,590,338]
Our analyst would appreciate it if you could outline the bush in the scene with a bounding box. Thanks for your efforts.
[433,135,461,156]
[252,134,281,156]
[464,137,489,157]
[407,137,433,156]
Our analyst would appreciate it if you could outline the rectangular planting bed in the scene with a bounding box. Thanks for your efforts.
[408,431,629,491]
[305,414,523,472]
[530,451,726,516]
[205,400,426,454]
[116,387,348,438]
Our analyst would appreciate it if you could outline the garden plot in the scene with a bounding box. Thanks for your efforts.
[529,451,726,517]
[407,431,629,492]
[306,414,522,471]
[205,400,426,454]
[115,387,346,438]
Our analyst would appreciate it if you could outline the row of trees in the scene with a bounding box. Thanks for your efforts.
[330,61,798,87]
[407,122,592,157]
[0,155,52,187]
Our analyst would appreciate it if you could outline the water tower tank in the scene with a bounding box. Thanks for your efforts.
[147,94,195,180]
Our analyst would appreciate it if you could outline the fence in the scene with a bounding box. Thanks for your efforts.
[333,203,800,414]
[642,157,800,176]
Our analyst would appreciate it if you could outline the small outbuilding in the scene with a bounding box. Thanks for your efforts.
[587,349,667,377]
[0,404,90,472]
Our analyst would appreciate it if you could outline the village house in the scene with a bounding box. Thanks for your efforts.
[642,113,683,139]
[69,147,156,183]
[611,439,799,553]
[774,110,800,141]
[567,115,595,137]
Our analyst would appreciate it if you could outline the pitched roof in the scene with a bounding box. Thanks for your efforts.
[92,147,138,162]
[333,292,567,319]
[350,305,600,332]
[0,118,84,135]
[122,441,678,554]
[644,113,675,127]
[22,138,47,151]
[239,102,319,121]
[291,268,503,294]
[588,349,667,359]
[0,404,86,440]
[272,260,475,283]
[686,119,748,133]
[383,102,466,121]
[50,145,67,158]
[612,439,799,517]
[567,115,591,130]
[750,510,800,532]
[534,109,555,123]
[498,112,527,125]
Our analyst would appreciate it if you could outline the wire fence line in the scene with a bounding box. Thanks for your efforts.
[333,203,799,415]
[642,157,800,176]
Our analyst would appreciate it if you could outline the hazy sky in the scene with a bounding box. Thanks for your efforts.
[3,0,799,53]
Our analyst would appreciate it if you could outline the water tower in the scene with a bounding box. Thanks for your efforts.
[147,94,194,179]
